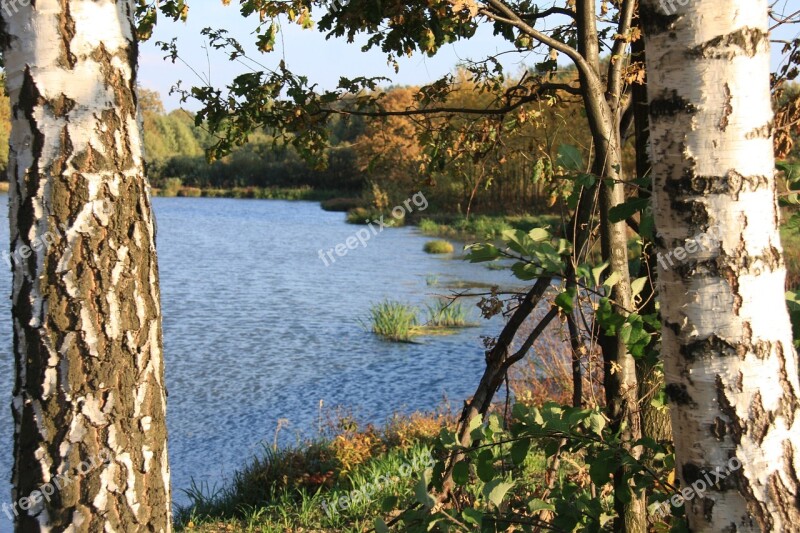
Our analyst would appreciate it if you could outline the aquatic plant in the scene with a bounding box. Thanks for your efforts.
[425,299,472,328]
[368,301,418,342]
[423,240,455,254]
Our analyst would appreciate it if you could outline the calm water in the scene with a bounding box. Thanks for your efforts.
[0,195,518,520]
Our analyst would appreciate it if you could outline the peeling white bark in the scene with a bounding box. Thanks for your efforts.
[643,0,800,530]
[3,1,171,531]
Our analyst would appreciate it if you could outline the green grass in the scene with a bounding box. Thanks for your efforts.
[367,301,419,342]
[417,214,562,240]
[425,299,473,328]
[174,412,551,533]
[175,414,452,533]
[154,186,347,201]
[423,240,455,254]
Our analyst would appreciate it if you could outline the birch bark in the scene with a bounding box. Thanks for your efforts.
[2,1,172,531]
[643,0,800,529]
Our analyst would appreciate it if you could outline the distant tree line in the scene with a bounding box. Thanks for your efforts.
[0,79,795,216]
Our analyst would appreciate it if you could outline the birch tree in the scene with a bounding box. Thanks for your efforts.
[1,1,171,531]
[643,0,800,529]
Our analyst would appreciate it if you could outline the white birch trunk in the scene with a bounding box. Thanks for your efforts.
[642,0,800,530]
[2,1,171,531]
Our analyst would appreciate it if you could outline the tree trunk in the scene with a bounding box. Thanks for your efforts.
[2,1,172,531]
[643,0,800,530]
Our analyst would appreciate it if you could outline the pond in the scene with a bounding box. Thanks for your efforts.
[0,195,518,521]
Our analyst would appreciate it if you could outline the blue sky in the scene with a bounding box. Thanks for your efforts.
[139,3,800,111]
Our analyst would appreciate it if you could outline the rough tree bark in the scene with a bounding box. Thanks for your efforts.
[2,1,172,531]
[643,0,800,530]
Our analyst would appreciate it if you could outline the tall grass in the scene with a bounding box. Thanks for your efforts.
[425,299,472,328]
[418,214,561,240]
[175,413,452,532]
[368,301,418,342]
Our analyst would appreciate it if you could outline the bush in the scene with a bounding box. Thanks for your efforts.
[423,240,455,254]
[160,177,183,197]
[177,187,202,197]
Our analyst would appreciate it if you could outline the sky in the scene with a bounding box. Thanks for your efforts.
[138,2,800,112]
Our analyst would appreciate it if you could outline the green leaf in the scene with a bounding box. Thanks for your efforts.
[603,271,621,289]
[586,412,607,436]
[381,495,399,513]
[462,507,483,527]
[589,455,616,486]
[467,414,483,434]
[528,228,550,242]
[557,144,584,171]
[414,470,435,509]
[476,450,496,482]
[453,461,470,485]
[483,479,514,508]
[510,439,531,465]
[631,277,648,297]
[466,244,501,263]
[555,288,577,314]
[375,518,390,533]
[592,262,609,286]
[528,499,556,513]
[609,198,650,223]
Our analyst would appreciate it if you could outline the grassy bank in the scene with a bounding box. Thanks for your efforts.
[176,412,456,532]
[152,185,346,202]
[416,213,563,241]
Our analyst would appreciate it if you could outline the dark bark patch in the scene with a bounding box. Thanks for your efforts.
[747,391,773,445]
[746,120,773,140]
[688,28,769,59]
[711,417,727,440]
[702,497,716,524]
[58,0,77,68]
[764,441,800,527]
[680,335,737,362]
[720,83,732,131]
[665,383,697,406]
[71,144,112,173]
[650,90,696,118]
[640,4,679,35]
[666,170,769,199]
[49,94,76,119]
[716,375,744,445]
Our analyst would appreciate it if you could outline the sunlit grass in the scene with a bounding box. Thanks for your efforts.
[367,301,418,342]
[425,299,473,328]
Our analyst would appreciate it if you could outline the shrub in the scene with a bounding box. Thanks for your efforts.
[177,187,202,197]
[160,177,183,197]
[423,240,454,254]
